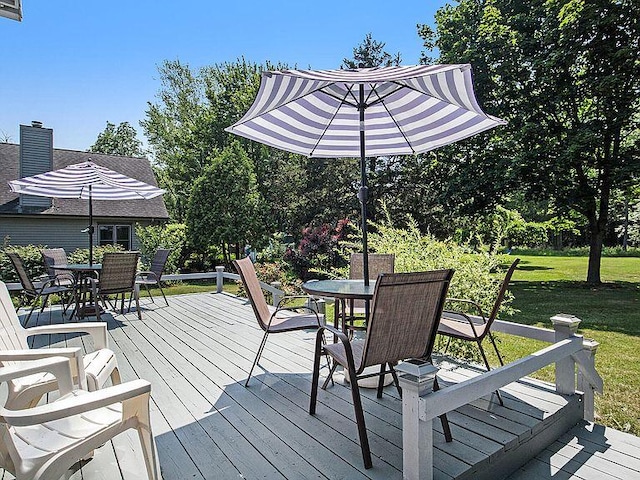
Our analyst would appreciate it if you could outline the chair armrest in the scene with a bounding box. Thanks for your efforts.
[444,298,487,323]
[0,357,74,398]
[2,379,151,426]
[25,322,109,350]
[0,347,82,361]
[0,347,86,389]
[136,271,159,281]
[269,305,323,327]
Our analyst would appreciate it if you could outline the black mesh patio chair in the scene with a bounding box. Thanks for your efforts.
[41,248,74,286]
[135,248,170,306]
[310,269,455,469]
[85,252,141,320]
[6,251,74,326]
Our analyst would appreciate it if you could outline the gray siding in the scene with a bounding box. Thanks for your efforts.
[0,217,156,253]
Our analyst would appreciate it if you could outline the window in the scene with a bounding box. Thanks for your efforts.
[99,224,131,250]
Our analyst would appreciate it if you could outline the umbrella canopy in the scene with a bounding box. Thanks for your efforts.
[226,64,506,282]
[9,161,165,264]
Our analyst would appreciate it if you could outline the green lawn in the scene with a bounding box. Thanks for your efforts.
[502,255,640,435]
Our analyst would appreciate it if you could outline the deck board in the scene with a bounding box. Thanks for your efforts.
[3,291,637,479]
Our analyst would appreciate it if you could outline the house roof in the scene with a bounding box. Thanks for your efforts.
[0,143,169,220]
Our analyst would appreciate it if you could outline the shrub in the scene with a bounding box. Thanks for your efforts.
[67,244,124,264]
[367,213,516,362]
[284,219,351,280]
[0,243,49,282]
[134,223,186,273]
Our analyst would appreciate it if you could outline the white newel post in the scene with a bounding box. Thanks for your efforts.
[578,339,600,421]
[270,281,283,307]
[216,266,225,293]
[551,314,581,395]
[396,360,439,480]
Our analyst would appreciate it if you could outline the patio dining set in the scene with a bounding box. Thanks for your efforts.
[233,253,520,470]
[6,247,170,326]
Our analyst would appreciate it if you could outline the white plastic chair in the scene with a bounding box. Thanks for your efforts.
[0,281,121,409]
[0,356,159,480]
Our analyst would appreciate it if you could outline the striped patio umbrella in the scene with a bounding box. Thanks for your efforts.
[9,161,165,265]
[227,64,506,283]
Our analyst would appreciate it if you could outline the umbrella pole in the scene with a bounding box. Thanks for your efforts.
[358,83,370,287]
[88,187,94,266]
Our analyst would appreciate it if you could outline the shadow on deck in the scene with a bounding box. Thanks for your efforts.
[6,291,640,480]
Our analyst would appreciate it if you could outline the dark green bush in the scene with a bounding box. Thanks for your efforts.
[134,223,186,273]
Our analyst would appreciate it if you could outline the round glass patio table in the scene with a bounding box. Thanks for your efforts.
[302,279,376,337]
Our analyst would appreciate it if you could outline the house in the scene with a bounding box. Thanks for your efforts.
[0,122,169,253]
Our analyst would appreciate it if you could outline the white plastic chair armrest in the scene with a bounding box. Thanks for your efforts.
[0,347,86,389]
[25,322,109,350]
[1,379,151,426]
[0,357,74,397]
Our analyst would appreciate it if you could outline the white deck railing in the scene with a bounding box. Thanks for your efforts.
[396,314,603,480]
[5,265,287,306]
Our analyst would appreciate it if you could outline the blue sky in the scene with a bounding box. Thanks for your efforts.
[1,1,446,151]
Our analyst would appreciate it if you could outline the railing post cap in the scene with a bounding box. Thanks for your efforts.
[582,339,600,351]
[396,359,438,383]
[215,265,225,272]
[551,314,581,328]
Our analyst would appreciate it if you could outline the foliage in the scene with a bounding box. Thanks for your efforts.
[256,233,290,263]
[0,244,49,282]
[134,223,186,273]
[284,219,351,280]
[236,260,301,300]
[420,0,640,283]
[88,121,145,157]
[367,213,514,320]
[186,142,264,263]
[342,33,401,68]
[67,244,124,265]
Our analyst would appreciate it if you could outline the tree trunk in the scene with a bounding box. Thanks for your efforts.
[587,225,604,285]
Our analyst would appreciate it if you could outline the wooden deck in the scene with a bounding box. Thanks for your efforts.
[5,291,640,479]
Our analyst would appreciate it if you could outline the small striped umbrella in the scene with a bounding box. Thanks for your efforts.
[227,64,506,283]
[9,161,165,264]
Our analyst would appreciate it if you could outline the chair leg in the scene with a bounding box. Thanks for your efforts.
[145,284,154,303]
[321,361,338,390]
[389,363,402,397]
[158,283,168,306]
[136,395,160,480]
[488,332,505,366]
[310,329,325,414]
[376,363,386,399]
[433,377,453,442]
[133,287,142,320]
[349,365,373,469]
[478,341,504,406]
[245,330,269,387]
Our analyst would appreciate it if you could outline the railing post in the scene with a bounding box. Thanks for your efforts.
[551,314,581,395]
[396,359,439,480]
[216,266,225,293]
[578,339,600,421]
[270,281,283,307]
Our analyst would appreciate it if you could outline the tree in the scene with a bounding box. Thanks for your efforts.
[342,33,401,69]
[420,0,640,283]
[141,60,213,223]
[186,142,264,264]
[89,121,144,157]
